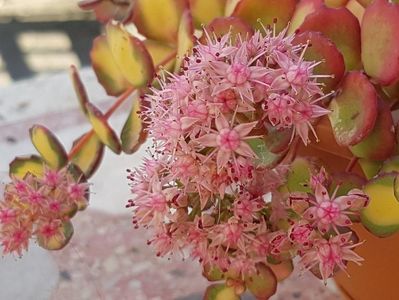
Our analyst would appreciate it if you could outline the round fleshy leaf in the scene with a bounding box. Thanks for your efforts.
[298,6,361,70]
[263,125,292,154]
[144,40,176,71]
[190,0,226,27]
[244,263,277,299]
[69,65,89,116]
[361,174,399,237]
[203,17,254,41]
[332,172,366,197]
[361,0,399,85]
[247,138,286,168]
[358,158,382,180]
[90,35,130,96]
[232,0,296,32]
[132,0,188,43]
[9,155,44,179]
[285,157,313,193]
[106,23,154,88]
[349,100,395,161]
[86,103,122,154]
[69,132,104,178]
[293,31,345,93]
[174,10,195,72]
[202,264,224,282]
[203,284,240,300]
[381,156,399,174]
[37,220,74,251]
[121,96,148,154]
[288,0,323,34]
[328,71,377,146]
[29,125,68,169]
[268,260,293,282]
[78,0,134,23]
[346,0,365,23]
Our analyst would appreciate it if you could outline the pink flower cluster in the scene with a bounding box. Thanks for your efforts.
[0,167,89,256]
[127,28,368,282]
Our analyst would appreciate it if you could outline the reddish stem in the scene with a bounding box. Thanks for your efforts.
[68,52,177,159]
[345,156,359,173]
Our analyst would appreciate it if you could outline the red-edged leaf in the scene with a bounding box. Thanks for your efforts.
[86,103,122,154]
[298,5,361,70]
[69,132,105,178]
[203,16,254,41]
[245,263,277,299]
[144,40,176,71]
[38,220,74,250]
[232,0,297,32]
[293,31,345,93]
[361,0,399,85]
[203,284,240,300]
[90,35,130,96]
[288,0,324,34]
[132,0,188,43]
[174,10,195,72]
[120,95,148,154]
[78,0,134,23]
[328,71,377,146]
[29,125,68,169]
[9,155,45,179]
[350,99,395,161]
[106,23,154,88]
[69,65,89,115]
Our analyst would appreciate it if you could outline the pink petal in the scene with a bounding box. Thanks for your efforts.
[180,117,198,130]
[217,150,231,170]
[215,114,229,131]
[196,134,218,147]
[234,121,258,137]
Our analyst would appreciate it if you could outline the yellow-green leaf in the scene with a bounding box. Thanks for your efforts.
[29,125,68,169]
[38,220,74,251]
[361,174,399,237]
[144,40,175,71]
[69,132,104,178]
[9,155,44,179]
[69,65,90,115]
[190,0,226,27]
[86,103,122,154]
[232,0,297,32]
[106,23,154,88]
[203,284,240,300]
[132,0,187,43]
[244,263,277,299]
[91,35,130,96]
[121,95,147,154]
[174,10,195,72]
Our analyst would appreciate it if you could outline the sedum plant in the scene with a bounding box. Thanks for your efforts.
[2,0,399,299]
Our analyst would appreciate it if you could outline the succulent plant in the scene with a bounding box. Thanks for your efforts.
[2,0,399,299]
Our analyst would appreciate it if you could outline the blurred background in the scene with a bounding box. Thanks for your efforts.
[0,0,100,86]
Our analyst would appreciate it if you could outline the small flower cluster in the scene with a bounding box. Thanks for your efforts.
[0,166,89,256]
[127,27,368,282]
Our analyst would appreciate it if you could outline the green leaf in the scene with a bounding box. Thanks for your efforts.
[247,138,285,168]
[86,103,122,154]
[174,10,195,72]
[190,0,226,27]
[9,155,45,179]
[29,125,68,169]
